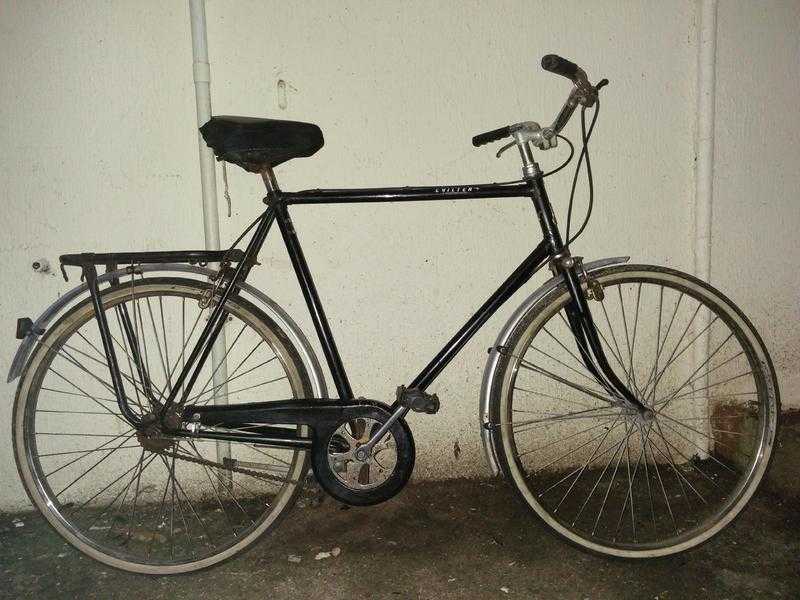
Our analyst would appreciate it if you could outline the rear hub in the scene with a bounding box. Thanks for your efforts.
[136,411,181,453]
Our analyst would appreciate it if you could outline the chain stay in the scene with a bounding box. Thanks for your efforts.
[159,445,298,485]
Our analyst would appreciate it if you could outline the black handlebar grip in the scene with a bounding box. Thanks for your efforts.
[541,54,580,79]
[472,125,511,147]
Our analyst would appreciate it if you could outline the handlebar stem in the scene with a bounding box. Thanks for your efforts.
[516,141,540,179]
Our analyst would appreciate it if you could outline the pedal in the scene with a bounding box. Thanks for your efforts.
[396,385,440,414]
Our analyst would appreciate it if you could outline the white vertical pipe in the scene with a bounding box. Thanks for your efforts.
[189,0,231,469]
[695,0,717,283]
[692,0,718,454]
[189,0,222,249]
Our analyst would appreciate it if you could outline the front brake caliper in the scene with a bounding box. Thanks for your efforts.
[576,257,605,301]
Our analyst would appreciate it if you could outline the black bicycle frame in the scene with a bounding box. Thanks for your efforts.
[72,165,645,446]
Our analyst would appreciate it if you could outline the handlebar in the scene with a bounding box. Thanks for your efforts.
[541,54,580,80]
[471,54,605,149]
[472,126,511,148]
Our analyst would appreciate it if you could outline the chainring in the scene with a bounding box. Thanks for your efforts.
[311,402,415,506]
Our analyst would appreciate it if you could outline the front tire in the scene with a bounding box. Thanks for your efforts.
[489,265,779,558]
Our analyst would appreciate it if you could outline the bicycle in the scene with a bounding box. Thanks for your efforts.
[9,55,780,574]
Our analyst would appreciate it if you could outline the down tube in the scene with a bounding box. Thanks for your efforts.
[409,240,550,391]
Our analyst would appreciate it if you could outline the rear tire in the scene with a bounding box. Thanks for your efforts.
[13,277,314,574]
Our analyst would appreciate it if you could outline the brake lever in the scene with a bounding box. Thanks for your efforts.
[495,140,516,159]
[495,123,557,159]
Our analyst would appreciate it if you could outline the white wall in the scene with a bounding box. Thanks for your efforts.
[711,0,800,408]
[0,0,795,510]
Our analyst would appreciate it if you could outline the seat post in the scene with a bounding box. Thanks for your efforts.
[261,167,280,194]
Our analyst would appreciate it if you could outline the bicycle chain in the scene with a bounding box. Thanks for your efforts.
[158,445,299,485]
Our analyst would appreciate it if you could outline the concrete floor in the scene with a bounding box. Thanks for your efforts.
[2,422,798,600]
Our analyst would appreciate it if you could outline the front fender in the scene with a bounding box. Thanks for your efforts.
[7,264,328,400]
[478,256,630,476]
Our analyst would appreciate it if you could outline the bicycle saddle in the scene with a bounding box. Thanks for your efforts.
[200,116,324,173]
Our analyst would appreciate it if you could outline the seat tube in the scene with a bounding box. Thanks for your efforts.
[265,171,354,401]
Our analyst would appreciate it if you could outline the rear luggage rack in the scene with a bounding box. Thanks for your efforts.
[59,249,244,267]
[58,249,246,282]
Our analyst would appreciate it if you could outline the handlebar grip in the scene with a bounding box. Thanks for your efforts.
[541,54,580,79]
[472,125,511,147]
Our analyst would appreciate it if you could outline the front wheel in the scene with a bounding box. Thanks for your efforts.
[489,265,779,558]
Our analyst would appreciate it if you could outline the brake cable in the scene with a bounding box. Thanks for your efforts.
[565,97,601,245]
[541,134,575,178]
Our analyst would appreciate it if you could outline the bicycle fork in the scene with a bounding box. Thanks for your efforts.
[527,164,652,419]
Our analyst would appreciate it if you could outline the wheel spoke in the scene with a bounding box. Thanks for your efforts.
[617,286,638,392]
[527,343,611,392]
[63,341,149,405]
[650,421,706,504]
[193,374,288,407]
[592,421,632,535]
[519,416,617,459]
[549,415,624,509]
[54,433,138,498]
[193,323,248,401]
[597,300,633,384]
[657,413,747,465]
[654,370,755,408]
[640,290,684,400]
[515,355,615,406]
[654,333,736,412]
[570,430,629,526]
[646,437,676,530]
[184,341,272,405]
[46,363,134,428]
[44,430,136,478]
[188,441,257,524]
[514,386,597,411]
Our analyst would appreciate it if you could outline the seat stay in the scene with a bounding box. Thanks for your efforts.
[158,209,277,417]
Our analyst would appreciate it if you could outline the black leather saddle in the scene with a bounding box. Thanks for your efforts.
[200,116,324,173]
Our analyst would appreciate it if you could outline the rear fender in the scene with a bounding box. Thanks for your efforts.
[7,264,328,400]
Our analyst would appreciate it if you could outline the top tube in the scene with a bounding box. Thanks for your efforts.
[282,180,531,205]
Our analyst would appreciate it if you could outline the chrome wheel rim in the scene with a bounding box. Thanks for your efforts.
[498,267,777,556]
[15,279,311,573]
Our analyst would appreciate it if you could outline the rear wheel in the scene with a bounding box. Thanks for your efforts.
[490,265,779,558]
[13,277,314,574]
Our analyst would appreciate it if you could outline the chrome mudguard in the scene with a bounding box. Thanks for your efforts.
[7,264,328,400]
[478,256,630,476]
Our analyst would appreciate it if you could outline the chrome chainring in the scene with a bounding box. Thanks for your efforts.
[311,403,415,506]
[327,417,398,490]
